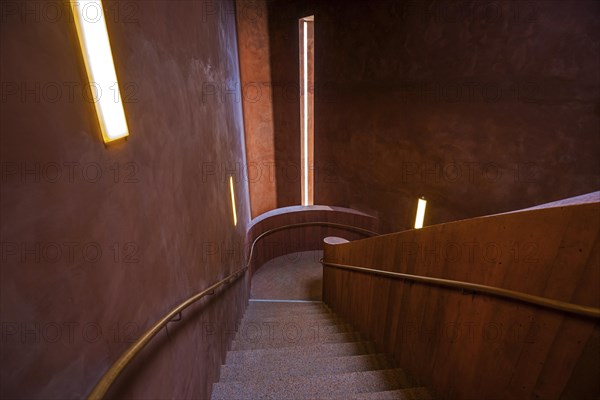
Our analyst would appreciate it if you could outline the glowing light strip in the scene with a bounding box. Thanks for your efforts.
[249,299,322,303]
[71,0,129,143]
[229,176,237,226]
[414,198,427,229]
[302,20,309,206]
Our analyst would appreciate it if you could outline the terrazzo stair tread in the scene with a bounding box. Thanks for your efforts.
[233,321,354,342]
[211,368,414,400]
[247,302,327,309]
[242,310,339,320]
[247,301,327,310]
[329,387,434,400]
[240,312,342,323]
[231,331,363,350]
[231,329,362,350]
[238,317,350,329]
[225,341,377,365]
[243,309,332,319]
[247,303,329,313]
[241,311,334,321]
[219,353,395,382]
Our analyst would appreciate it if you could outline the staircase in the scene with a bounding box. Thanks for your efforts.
[211,300,433,399]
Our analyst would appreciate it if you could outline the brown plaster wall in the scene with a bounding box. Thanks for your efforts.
[236,0,277,218]
[0,1,250,398]
[265,0,600,232]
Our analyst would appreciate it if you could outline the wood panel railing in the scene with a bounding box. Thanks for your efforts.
[246,205,378,275]
[323,200,600,400]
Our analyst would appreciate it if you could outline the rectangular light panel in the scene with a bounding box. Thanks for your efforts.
[414,198,427,229]
[71,0,129,143]
[302,20,309,206]
[229,176,238,226]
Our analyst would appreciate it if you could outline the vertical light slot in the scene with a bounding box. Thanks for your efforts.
[71,0,129,143]
[302,20,309,206]
[229,176,238,226]
[299,16,314,206]
[414,198,427,229]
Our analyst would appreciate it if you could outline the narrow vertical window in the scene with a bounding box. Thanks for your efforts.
[299,16,314,205]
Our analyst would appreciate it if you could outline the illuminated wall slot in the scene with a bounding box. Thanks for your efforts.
[229,176,238,226]
[71,0,129,143]
[299,16,314,206]
[414,198,427,229]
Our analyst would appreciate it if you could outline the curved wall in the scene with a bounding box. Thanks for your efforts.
[0,1,250,398]
[254,0,600,232]
[246,205,379,276]
[323,196,600,399]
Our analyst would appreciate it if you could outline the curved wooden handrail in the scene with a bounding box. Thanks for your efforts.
[246,221,378,264]
[88,221,379,399]
[321,260,600,319]
[87,267,247,399]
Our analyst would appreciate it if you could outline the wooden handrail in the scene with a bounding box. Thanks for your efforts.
[88,221,378,399]
[246,221,378,264]
[321,260,600,319]
[87,266,247,399]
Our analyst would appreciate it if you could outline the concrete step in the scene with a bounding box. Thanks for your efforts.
[330,387,433,399]
[231,330,363,350]
[219,353,395,382]
[243,308,332,318]
[241,312,342,324]
[233,321,353,342]
[246,300,326,310]
[211,369,414,400]
[245,307,330,315]
[225,341,377,365]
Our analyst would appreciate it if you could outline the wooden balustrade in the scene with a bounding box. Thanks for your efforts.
[323,199,600,400]
[247,205,379,276]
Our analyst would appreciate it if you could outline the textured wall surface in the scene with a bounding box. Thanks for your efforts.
[265,0,600,232]
[0,1,250,398]
[324,200,600,399]
[236,0,277,217]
